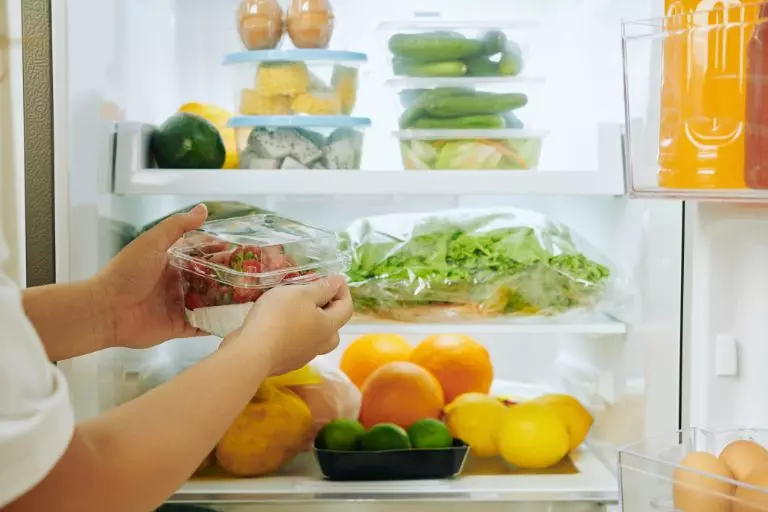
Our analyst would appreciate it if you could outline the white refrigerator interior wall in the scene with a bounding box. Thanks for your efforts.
[0,0,25,286]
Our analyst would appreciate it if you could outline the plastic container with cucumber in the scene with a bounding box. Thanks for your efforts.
[379,22,534,79]
[394,128,547,171]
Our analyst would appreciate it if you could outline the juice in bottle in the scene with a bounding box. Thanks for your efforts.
[659,0,756,189]
[745,2,768,188]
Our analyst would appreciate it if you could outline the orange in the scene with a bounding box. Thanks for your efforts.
[409,334,493,404]
[359,361,444,429]
[340,334,413,389]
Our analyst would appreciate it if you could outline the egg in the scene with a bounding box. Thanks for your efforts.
[734,467,768,511]
[721,440,768,482]
[674,451,736,512]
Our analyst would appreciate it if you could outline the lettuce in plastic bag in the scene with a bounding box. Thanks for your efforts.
[341,208,630,322]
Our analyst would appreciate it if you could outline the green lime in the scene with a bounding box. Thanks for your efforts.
[360,423,412,451]
[407,419,453,449]
[317,419,366,451]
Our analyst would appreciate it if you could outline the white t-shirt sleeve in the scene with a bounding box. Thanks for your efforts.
[0,237,75,506]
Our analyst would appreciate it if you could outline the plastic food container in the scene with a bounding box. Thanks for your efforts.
[619,428,768,511]
[394,129,546,170]
[379,21,534,79]
[314,438,469,481]
[228,115,370,170]
[223,50,367,116]
[168,214,345,337]
[387,79,542,131]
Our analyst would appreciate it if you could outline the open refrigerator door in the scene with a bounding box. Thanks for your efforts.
[620,2,768,510]
[19,0,694,510]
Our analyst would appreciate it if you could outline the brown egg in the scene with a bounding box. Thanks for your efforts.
[674,451,736,512]
[721,440,768,482]
[734,467,768,511]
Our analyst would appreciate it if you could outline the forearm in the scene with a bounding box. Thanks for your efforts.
[22,279,114,361]
[4,334,268,512]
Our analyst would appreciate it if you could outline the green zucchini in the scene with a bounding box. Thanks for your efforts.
[420,92,529,118]
[499,41,524,76]
[465,56,501,77]
[399,87,477,128]
[393,58,467,77]
[410,114,507,129]
[389,33,485,63]
[481,30,508,56]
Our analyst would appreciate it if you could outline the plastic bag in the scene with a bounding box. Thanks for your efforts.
[340,208,632,322]
[286,356,362,448]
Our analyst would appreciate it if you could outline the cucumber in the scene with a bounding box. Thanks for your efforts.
[465,56,501,77]
[410,114,507,129]
[499,41,524,76]
[393,58,467,77]
[389,33,485,63]
[482,30,508,56]
[420,92,529,118]
[399,87,477,128]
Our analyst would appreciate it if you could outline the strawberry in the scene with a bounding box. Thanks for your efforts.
[185,291,206,310]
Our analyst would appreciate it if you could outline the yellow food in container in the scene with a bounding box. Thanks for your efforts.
[291,91,342,115]
[256,62,310,97]
[331,65,359,115]
[240,88,292,115]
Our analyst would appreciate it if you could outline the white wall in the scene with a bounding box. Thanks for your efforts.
[0,0,26,286]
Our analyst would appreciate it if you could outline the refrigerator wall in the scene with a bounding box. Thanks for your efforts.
[46,0,682,507]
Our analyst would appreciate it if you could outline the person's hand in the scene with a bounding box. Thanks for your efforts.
[227,275,353,376]
[95,204,209,349]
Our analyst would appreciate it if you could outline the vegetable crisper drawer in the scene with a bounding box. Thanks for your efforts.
[622,4,768,200]
[618,428,768,511]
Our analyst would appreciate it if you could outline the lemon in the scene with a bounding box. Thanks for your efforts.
[531,394,593,452]
[496,402,570,469]
[443,392,506,457]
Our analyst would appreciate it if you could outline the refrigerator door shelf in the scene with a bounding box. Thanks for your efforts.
[111,122,626,197]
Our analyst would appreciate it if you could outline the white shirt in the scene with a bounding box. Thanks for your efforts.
[0,233,74,507]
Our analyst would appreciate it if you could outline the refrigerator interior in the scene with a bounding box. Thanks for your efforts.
[52,0,684,507]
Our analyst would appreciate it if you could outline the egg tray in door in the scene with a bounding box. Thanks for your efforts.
[314,438,469,481]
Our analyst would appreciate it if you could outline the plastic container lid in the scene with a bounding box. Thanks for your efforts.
[228,115,372,128]
[393,128,549,140]
[223,49,368,65]
[168,214,344,290]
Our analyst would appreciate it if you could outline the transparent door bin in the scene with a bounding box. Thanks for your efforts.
[168,214,345,337]
[619,428,768,511]
[387,79,543,132]
[378,21,535,81]
[223,50,367,116]
[227,115,370,170]
[623,4,768,200]
[394,129,547,170]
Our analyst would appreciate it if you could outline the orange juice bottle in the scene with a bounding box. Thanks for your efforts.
[659,0,756,189]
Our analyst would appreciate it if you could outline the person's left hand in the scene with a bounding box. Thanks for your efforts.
[96,204,209,349]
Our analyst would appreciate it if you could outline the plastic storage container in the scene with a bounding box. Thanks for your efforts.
[394,128,546,170]
[228,115,370,170]
[387,79,542,131]
[618,428,768,511]
[168,214,345,336]
[223,50,367,116]
[379,21,535,79]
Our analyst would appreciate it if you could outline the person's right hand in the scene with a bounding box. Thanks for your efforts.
[230,275,353,376]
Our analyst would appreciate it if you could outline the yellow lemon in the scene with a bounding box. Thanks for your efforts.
[178,102,239,169]
[443,392,506,457]
[496,402,570,469]
[532,393,593,452]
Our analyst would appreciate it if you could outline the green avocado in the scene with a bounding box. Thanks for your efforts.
[151,112,226,169]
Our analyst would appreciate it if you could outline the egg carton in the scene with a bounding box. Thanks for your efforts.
[618,428,768,511]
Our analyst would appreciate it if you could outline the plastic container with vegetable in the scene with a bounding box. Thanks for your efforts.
[388,81,541,130]
[223,50,366,116]
[228,115,369,170]
[379,22,534,79]
[394,129,546,170]
[168,213,346,337]
[340,208,632,322]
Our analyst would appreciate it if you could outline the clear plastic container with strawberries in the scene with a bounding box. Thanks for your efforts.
[169,214,346,337]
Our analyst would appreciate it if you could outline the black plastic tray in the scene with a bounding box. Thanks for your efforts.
[314,438,469,481]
